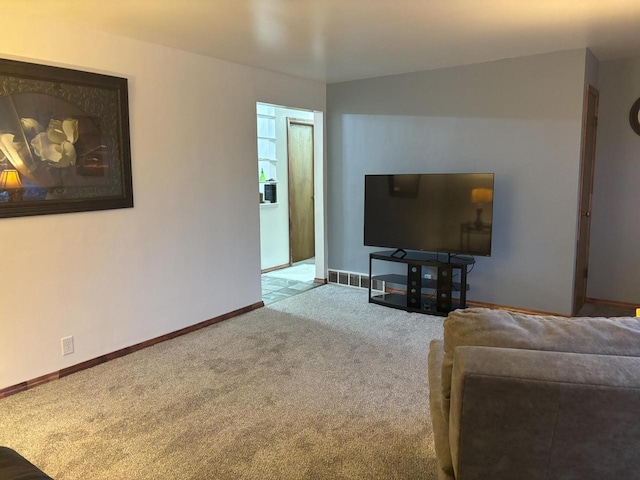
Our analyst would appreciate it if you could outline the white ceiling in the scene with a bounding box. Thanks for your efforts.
[7,0,640,83]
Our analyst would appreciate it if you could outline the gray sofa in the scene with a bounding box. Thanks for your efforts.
[428,307,640,480]
[0,447,52,479]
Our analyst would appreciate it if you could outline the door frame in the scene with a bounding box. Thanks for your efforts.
[572,84,599,315]
[286,118,315,265]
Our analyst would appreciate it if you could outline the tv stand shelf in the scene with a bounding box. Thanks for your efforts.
[369,250,474,316]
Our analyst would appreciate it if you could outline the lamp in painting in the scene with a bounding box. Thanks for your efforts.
[0,169,24,201]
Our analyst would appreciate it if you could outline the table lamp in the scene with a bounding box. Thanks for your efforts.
[471,188,493,228]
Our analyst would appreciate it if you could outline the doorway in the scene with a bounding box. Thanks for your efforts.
[257,103,325,304]
[573,84,599,315]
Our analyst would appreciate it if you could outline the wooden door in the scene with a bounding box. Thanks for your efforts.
[573,84,599,315]
[287,119,315,263]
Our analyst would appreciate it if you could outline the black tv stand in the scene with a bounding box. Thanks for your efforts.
[368,250,475,316]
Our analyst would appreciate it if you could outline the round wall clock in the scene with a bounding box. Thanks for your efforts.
[630,97,640,135]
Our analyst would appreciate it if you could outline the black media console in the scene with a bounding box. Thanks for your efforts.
[368,250,475,316]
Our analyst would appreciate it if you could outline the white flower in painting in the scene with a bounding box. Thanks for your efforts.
[31,118,79,168]
[20,118,44,137]
[47,119,78,144]
[31,133,76,168]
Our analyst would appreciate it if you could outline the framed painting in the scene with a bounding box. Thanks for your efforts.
[0,58,133,218]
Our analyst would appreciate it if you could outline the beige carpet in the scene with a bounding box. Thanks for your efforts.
[0,285,444,479]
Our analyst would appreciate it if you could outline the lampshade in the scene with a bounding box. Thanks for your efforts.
[471,188,493,204]
[0,169,22,189]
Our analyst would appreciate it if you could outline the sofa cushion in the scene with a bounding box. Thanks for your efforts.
[441,307,640,420]
[449,347,640,480]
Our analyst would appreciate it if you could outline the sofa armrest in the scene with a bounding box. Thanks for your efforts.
[0,447,52,480]
[449,346,640,480]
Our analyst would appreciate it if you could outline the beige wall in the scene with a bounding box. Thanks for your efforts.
[0,12,325,389]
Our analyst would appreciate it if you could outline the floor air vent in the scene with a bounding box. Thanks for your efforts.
[327,269,384,291]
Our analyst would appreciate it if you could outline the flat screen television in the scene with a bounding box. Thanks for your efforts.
[364,173,495,256]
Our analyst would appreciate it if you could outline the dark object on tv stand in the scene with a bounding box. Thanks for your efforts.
[390,248,407,259]
[0,447,53,479]
[368,250,474,316]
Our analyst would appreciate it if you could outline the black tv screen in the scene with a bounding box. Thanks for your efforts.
[364,173,495,256]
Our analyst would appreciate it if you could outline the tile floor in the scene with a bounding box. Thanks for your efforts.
[261,259,321,305]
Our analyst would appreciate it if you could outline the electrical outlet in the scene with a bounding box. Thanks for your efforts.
[61,336,74,356]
